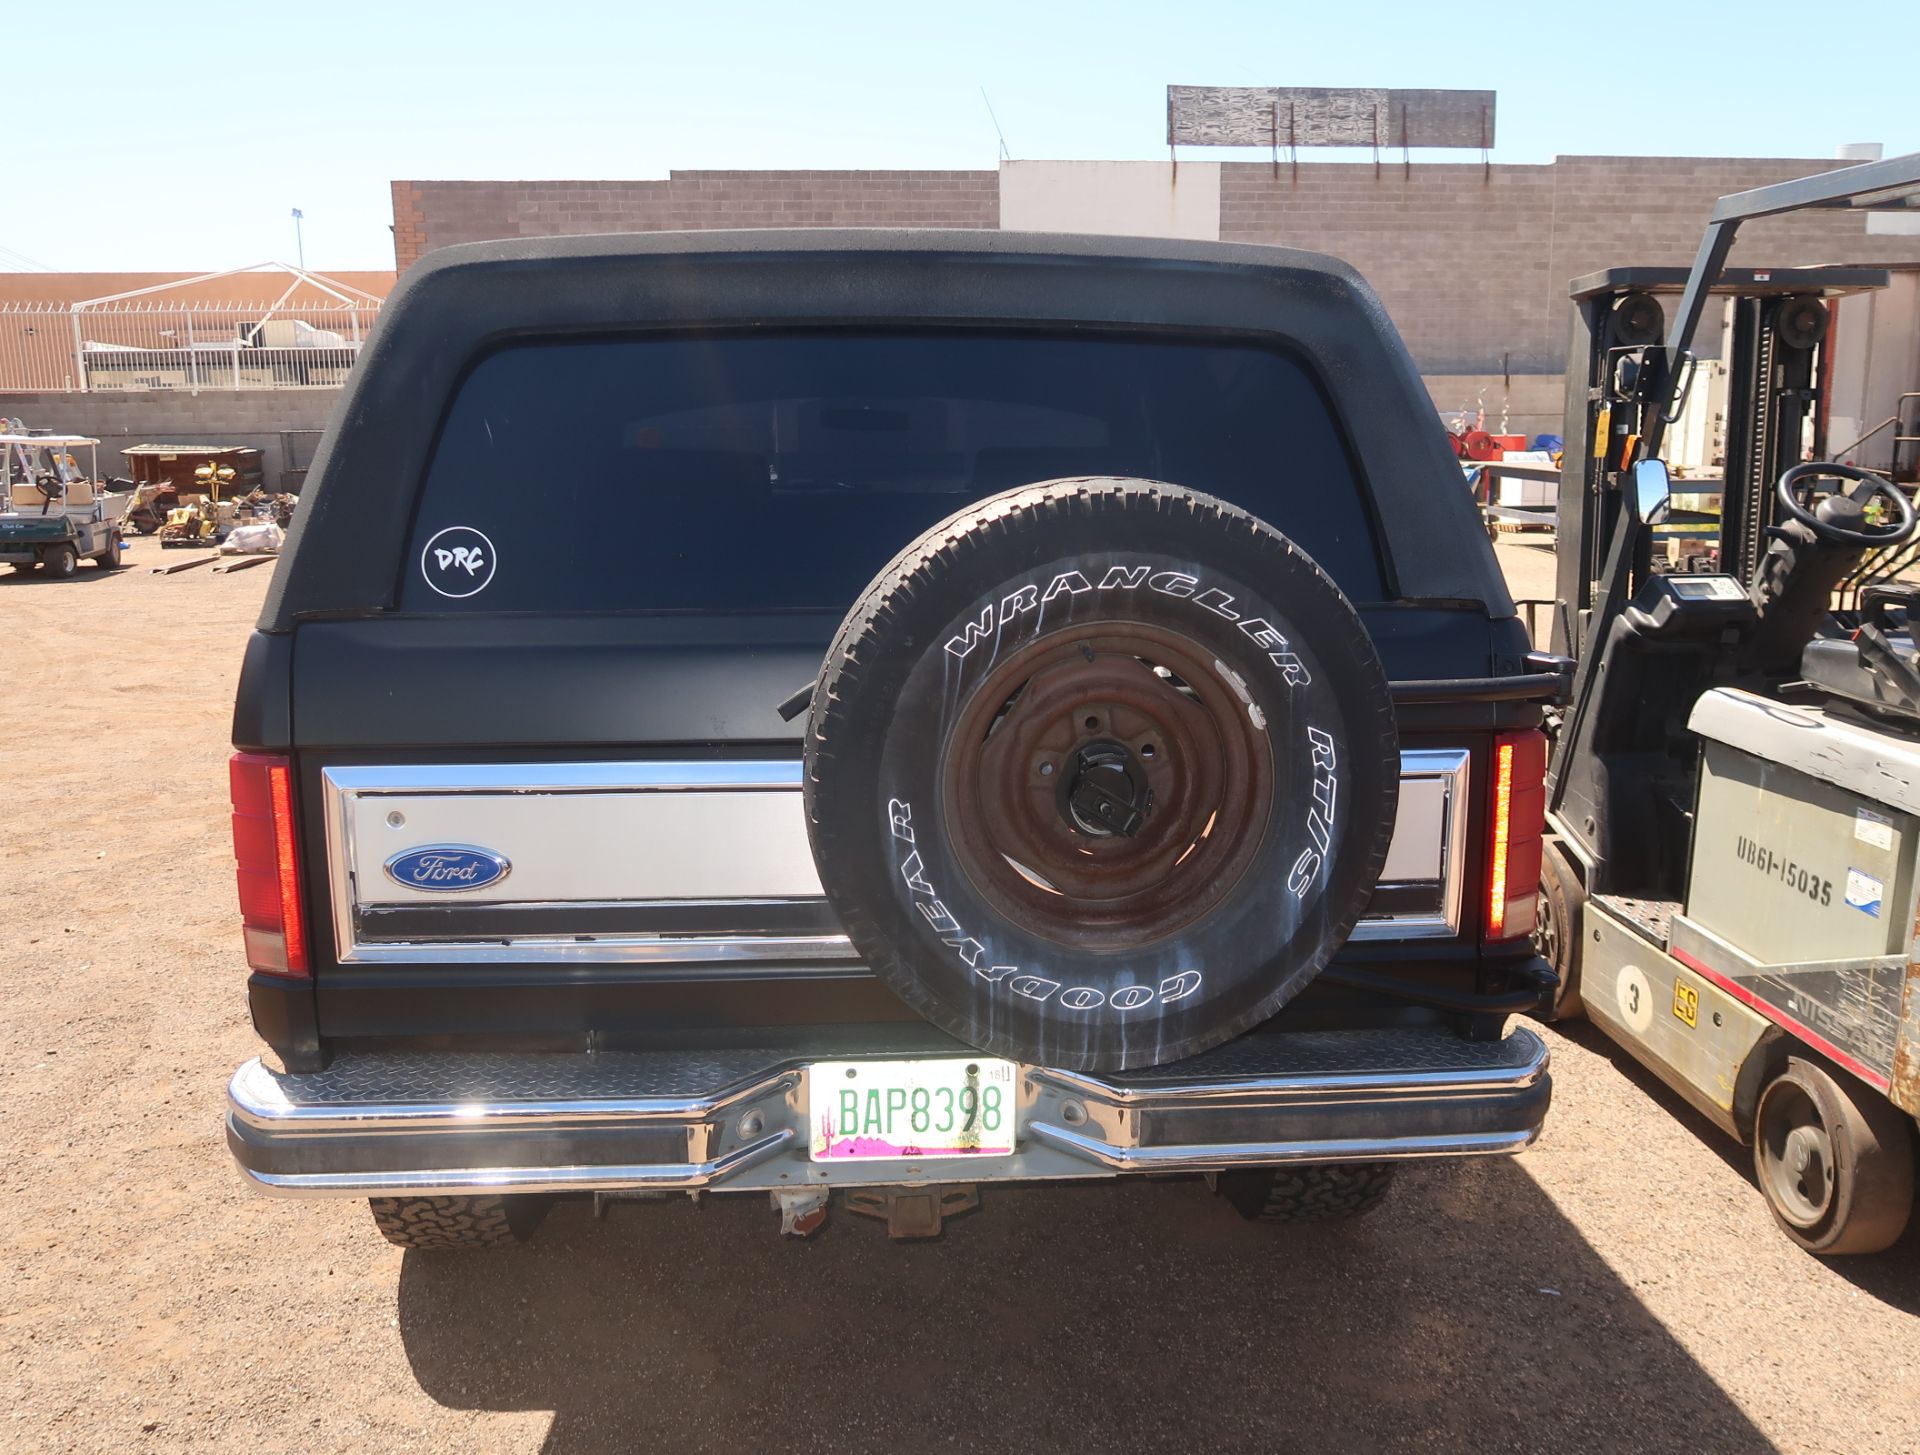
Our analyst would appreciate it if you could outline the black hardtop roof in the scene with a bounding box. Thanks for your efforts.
[407,225,1370,281]
[260,228,1511,627]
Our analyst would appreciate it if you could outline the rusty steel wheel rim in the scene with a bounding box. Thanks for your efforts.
[940,622,1276,949]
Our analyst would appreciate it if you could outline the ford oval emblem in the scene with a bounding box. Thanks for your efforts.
[384,845,511,893]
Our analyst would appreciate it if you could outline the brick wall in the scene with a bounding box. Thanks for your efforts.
[1220,156,1920,373]
[394,171,999,269]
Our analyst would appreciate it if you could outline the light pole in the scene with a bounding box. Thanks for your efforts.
[291,208,305,269]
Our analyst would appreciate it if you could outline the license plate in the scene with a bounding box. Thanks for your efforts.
[808,1057,1017,1161]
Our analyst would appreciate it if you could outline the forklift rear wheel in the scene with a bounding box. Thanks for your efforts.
[45,544,77,579]
[1535,841,1585,1020]
[1753,1057,1914,1255]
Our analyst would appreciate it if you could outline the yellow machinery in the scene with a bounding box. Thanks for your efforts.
[157,463,237,549]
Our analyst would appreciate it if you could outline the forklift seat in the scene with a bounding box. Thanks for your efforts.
[1801,630,1920,723]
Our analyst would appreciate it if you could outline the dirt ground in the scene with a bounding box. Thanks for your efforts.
[2,536,1916,1455]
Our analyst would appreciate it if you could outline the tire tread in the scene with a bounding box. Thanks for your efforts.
[368,1195,519,1250]
[1218,1163,1398,1223]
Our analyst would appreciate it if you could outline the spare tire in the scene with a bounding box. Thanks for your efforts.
[804,479,1398,1071]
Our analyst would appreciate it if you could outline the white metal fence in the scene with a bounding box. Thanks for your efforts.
[0,299,382,393]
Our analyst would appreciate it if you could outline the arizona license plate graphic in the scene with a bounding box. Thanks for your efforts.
[808,1057,1017,1160]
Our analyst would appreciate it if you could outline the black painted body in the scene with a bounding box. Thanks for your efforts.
[233,231,1545,1067]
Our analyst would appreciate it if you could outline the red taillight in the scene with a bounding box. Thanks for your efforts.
[231,752,309,976]
[1485,730,1547,942]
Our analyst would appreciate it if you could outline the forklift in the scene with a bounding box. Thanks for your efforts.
[1537,151,1920,1255]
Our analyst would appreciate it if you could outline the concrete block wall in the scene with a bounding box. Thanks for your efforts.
[664,170,1000,232]
[393,171,998,267]
[1422,373,1568,446]
[0,389,341,487]
[399,155,1920,386]
[1220,161,1561,373]
[1220,156,1920,374]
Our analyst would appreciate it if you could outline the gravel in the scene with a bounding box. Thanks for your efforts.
[1,539,1915,1455]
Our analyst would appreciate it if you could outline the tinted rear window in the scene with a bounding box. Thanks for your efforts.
[403,331,1385,613]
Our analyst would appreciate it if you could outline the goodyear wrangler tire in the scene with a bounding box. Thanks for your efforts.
[804,480,1398,1072]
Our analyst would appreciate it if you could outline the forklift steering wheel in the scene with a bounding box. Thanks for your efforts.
[1775,462,1916,548]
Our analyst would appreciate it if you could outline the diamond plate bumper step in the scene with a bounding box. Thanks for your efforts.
[225,1026,1550,1198]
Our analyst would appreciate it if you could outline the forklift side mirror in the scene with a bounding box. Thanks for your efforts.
[1631,459,1671,526]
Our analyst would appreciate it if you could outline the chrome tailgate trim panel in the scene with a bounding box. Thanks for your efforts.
[322,749,1471,965]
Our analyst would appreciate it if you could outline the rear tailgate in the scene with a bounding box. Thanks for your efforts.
[235,607,1542,1055]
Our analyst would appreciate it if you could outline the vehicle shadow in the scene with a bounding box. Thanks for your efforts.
[0,562,130,586]
[1556,1019,1920,1314]
[396,1159,1778,1455]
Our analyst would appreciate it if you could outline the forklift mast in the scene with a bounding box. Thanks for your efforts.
[1551,265,1888,657]
[1546,149,1920,895]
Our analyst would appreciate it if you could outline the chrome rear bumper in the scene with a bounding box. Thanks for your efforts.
[226,1026,1550,1197]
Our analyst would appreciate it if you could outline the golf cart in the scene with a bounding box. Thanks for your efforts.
[0,429,131,578]
[1538,151,1920,1255]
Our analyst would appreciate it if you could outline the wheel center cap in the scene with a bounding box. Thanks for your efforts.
[1063,740,1153,837]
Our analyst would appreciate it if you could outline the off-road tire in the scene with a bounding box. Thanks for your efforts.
[1213,1163,1398,1223]
[367,1195,546,1250]
[805,478,1398,1072]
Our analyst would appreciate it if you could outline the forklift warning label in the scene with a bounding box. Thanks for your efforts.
[1844,868,1884,918]
[1854,809,1895,852]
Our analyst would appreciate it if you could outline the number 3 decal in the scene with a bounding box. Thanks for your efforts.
[1617,964,1655,1033]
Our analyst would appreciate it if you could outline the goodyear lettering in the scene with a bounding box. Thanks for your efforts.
[888,796,1199,1013]
[899,849,933,895]
[888,798,916,843]
[1009,974,1061,1003]
[1158,970,1202,1003]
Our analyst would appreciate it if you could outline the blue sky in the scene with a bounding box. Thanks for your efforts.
[12,0,1918,273]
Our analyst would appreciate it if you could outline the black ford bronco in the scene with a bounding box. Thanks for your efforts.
[224,230,1562,1247]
